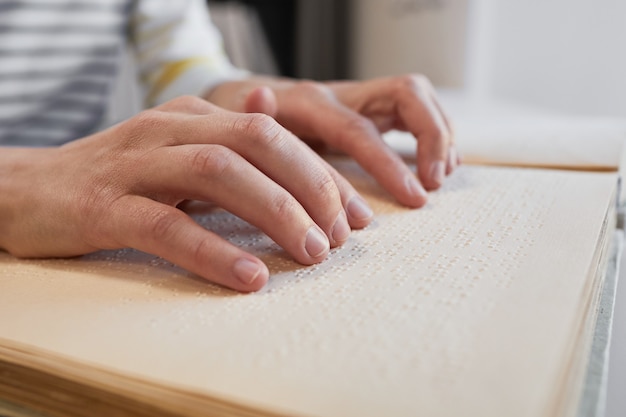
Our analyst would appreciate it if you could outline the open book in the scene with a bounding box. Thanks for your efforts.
[1,94,625,417]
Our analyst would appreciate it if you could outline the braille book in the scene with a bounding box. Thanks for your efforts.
[1,95,625,417]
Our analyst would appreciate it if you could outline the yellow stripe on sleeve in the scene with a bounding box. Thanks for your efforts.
[146,57,214,105]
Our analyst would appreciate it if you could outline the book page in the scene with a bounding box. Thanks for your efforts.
[0,160,617,417]
[385,92,626,170]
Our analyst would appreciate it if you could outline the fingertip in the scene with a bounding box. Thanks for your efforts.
[346,195,374,228]
[402,174,429,208]
[232,257,270,292]
[304,225,330,260]
[330,211,351,247]
[417,159,445,191]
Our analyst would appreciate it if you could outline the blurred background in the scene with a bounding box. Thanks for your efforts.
[208,0,626,118]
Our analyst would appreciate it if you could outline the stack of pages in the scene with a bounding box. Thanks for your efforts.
[1,94,625,417]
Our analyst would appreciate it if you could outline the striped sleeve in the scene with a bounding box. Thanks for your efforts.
[0,0,129,146]
[130,0,248,107]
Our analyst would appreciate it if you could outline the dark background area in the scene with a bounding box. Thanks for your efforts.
[208,0,350,80]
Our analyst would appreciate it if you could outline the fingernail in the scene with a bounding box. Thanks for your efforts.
[347,195,374,222]
[331,212,351,245]
[404,174,427,199]
[305,226,330,258]
[429,161,446,186]
[233,258,262,285]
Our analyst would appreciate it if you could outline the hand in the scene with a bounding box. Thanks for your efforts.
[0,96,374,292]
[207,74,457,208]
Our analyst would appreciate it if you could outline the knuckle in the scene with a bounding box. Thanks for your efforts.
[432,130,448,148]
[235,113,277,136]
[313,171,338,200]
[192,237,214,267]
[189,145,234,178]
[131,109,168,131]
[421,124,448,148]
[144,206,182,242]
[424,121,450,146]
[271,191,299,220]
[235,113,286,148]
[119,110,170,146]
[335,116,376,150]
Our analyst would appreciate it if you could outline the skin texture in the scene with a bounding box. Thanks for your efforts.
[0,74,456,292]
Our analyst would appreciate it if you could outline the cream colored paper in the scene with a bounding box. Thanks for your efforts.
[0,160,618,417]
[385,92,626,170]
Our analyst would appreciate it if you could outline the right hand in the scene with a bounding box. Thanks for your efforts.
[0,96,374,291]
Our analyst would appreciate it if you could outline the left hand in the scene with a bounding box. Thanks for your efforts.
[206,74,457,208]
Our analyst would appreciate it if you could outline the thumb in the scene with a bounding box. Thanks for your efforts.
[244,86,278,117]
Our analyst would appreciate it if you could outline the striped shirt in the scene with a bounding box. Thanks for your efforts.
[0,0,246,146]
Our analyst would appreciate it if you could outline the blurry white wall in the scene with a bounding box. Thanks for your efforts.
[348,0,626,117]
[349,0,469,88]
[484,0,626,117]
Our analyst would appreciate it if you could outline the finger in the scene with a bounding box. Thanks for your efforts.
[428,90,457,175]
[244,86,278,117]
[316,156,374,229]
[327,76,454,189]
[162,112,351,247]
[324,109,428,208]
[108,195,270,292]
[139,144,332,264]
[395,75,452,190]
[281,89,428,208]
[429,89,456,144]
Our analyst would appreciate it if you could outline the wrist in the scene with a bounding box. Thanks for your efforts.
[0,147,54,254]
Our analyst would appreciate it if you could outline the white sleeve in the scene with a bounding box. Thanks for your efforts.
[130,0,249,107]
